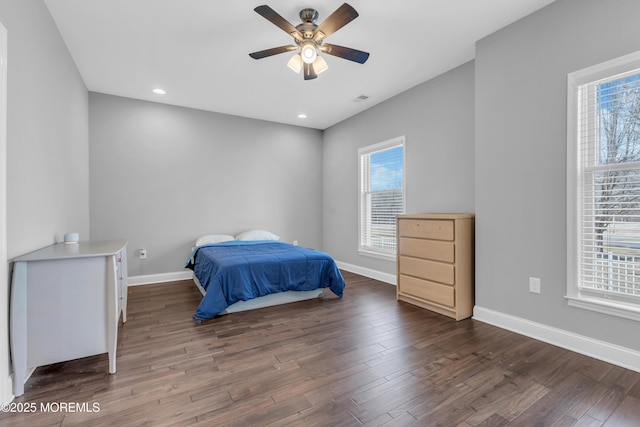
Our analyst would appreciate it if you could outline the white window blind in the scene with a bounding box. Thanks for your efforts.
[577,68,640,302]
[359,137,405,257]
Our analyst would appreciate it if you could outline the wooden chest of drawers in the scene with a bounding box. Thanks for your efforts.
[397,213,475,320]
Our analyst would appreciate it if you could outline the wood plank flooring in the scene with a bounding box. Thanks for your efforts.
[1,271,639,426]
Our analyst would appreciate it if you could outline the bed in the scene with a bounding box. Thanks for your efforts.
[185,232,345,323]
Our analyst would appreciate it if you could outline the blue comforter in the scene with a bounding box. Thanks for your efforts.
[185,240,345,323]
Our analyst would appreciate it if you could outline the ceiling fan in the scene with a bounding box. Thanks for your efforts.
[249,3,370,80]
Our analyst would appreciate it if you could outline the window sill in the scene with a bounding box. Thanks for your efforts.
[358,248,396,262]
[565,295,640,322]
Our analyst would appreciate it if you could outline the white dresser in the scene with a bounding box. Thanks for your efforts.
[10,240,128,396]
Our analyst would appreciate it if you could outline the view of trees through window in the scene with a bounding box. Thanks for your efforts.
[584,72,640,296]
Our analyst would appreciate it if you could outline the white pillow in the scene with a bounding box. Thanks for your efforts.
[195,234,235,246]
[235,229,280,241]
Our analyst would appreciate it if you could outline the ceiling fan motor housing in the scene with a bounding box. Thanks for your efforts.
[299,8,319,24]
[296,9,319,40]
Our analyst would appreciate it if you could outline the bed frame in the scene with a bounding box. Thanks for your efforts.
[191,274,325,314]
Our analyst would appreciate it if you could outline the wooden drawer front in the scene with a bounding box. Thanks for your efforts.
[399,219,454,241]
[399,275,455,307]
[399,256,455,285]
[399,237,454,263]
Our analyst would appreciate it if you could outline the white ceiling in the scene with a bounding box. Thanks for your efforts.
[44,0,555,130]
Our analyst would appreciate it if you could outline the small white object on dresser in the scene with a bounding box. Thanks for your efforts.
[10,240,128,396]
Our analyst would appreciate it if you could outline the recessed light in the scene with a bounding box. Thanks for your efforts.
[297,113,307,119]
[153,88,166,95]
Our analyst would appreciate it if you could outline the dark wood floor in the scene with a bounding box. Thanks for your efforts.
[2,271,640,426]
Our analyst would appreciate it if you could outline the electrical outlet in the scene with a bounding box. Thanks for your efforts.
[139,248,147,259]
[293,240,298,246]
[529,277,541,294]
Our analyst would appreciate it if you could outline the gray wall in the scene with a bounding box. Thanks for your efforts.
[3,0,637,398]
[0,0,89,402]
[3,0,89,259]
[475,0,640,351]
[322,61,475,275]
[89,93,323,276]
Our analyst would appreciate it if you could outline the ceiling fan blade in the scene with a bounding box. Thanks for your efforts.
[304,63,317,80]
[249,45,297,60]
[314,3,359,40]
[254,5,303,40]
[320,44,369,64]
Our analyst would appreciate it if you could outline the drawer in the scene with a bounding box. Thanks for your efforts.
[399,237,454,263]
[399,219,454,241]
[399,256,455,285]
[399,274,455,307]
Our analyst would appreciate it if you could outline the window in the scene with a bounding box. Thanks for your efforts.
[358,136,405,259]
[567,51,640,320]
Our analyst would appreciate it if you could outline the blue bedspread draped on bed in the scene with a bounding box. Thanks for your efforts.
[185,240,345,323]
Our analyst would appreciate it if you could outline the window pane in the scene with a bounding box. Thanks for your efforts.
[581,168,640,296]
[578,70,640,300]
[370,146,403,191]
[359,140,405,255]
[597,74,640,166]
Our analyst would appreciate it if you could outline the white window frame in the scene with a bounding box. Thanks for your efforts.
[358,136,406,260]
[567,50,640,321]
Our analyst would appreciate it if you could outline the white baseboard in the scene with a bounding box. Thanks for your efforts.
[473,306,640,373]
[128,271,193,286]
[129,262,396,288]
[1,374,13,405]
[335,260,396,285]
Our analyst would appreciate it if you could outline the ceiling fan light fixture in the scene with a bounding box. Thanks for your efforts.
[312,56,328,74]
[287,53,302,73]
[300,42,317,64]
[250,4,369,81]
